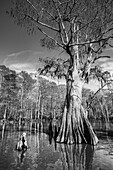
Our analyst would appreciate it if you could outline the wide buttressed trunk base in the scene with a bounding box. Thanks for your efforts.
[56,104,98,145]
[56,63,98,145]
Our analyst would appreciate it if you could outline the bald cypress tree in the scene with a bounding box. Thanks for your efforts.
[8,0,113,144]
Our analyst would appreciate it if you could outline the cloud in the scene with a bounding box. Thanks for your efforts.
[3,49,68,73]
[84,80,100,92]
[97,47,113,63]
[3,50,44,72]
[101,61,113,73]
[94,48,113,74]
[3,47,113,80]
[4,50,42,65]
[9,63,36,73]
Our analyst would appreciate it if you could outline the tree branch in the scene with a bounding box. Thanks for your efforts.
[58,0,71,6]
[75,10,99,34]
[27,0,59,24]
[36,26,64,49]
[58,23,65,44]
[69,35,113,47]
[87,82,111,110]
[52,0,69,43]
[26,0,59,32]
[93,55,110,63]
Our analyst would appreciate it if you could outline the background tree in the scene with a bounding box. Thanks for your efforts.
[36,76,64,119]
[16,71,36,121]
[8,0,113,145]
[0,65,19,120]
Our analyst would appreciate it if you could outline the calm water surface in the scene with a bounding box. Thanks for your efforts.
[0,122,113,170]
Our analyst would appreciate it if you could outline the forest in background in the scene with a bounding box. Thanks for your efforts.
[0,64,113,123]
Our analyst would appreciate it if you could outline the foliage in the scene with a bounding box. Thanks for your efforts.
[7,0,113,84]
[0,66,36,119]
[0,65,66,120]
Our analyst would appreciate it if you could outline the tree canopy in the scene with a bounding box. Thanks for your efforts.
[8,0,113,83]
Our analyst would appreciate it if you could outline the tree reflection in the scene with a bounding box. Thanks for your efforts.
[1,121,6,140]
[47,120,94,170]
[58,144,94,170]
[17,150,26,163]
[48,120,58,151]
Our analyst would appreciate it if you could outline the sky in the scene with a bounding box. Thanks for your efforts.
[0,0,113,91]
[0,0,64,72]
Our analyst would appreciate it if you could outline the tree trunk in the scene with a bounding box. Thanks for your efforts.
[37,92,41,119]
[4,105,7,120]
[30,102,33,120]
[35,101,37,120]
[56,68,98,145]
[2,122,6,140]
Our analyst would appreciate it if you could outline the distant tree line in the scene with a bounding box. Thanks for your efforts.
[0,65,66,121]
[0,65,113,122]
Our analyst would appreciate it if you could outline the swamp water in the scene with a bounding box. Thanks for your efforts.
[0,121,113,170]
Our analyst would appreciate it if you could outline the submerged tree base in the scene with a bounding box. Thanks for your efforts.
[56,105,98,145]
[56,118,98,145]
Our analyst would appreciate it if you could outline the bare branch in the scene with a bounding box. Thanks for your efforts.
[58,22,65,44]
[101,27,113,38]
[93,55,111,63]
[26,0,59,32]
[27,0,59,24]
[69,0,78,16]
[24,13,59,32]
[26,0,38,13]
[52,0,69,43]
[58,0,71,6]
[69,35,113,47]
[44,9,58,23]
[75,10,99,34]
[108,43,113,48]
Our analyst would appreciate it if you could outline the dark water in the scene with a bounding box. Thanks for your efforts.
[0,122,113,170]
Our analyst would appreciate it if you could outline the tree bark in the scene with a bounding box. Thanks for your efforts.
[56,67,98,145]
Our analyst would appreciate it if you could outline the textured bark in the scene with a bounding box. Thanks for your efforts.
[56,69,98,145]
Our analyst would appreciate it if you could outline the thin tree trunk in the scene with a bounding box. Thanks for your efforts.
[38,92,41,119]
[35,91,39,120]
[41,103,43,132]
[8,104,12,119]
[4,105,7,120]
[19,85,23,126]
[53,109,56,119]
[19,114,21,130]
[30,102,33,120]
[21,86,23,112]
[35,101,37,120]
[2,122,6,140]
[41,103,43,121]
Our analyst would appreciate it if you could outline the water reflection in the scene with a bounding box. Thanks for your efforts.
[0,121,113,170]
[58,144,94,170]
[1,122,6,140]
[16,149,26,163]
